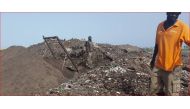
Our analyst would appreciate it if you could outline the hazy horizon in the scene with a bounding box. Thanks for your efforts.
[1,12,189,49]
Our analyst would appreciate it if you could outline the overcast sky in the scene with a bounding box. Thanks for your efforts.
[1,12,189,48]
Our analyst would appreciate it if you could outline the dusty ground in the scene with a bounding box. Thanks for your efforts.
[1,38,189,96]
[1,46,68,95]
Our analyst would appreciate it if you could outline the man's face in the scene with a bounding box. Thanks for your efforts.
[166,12,181,22]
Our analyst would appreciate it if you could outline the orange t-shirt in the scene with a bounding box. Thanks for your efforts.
[155,20,190,71]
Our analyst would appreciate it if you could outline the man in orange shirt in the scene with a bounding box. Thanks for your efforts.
[150,12,190,96]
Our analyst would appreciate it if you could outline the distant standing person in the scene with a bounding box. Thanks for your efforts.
[150,12,190,96]
[84,36,93,68]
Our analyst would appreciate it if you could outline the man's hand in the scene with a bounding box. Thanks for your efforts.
[150,44,158,70]
[150,60,155,70]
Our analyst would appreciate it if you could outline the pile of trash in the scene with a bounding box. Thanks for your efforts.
[48,63,151,95]
[43,38,189,96]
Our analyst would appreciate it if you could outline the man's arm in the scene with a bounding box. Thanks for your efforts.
[150,44,158,69]
[181,24,190,46]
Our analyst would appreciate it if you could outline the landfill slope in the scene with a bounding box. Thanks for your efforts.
[1,39,189,95]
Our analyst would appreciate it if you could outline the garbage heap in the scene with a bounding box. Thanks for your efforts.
[30,38,189,96]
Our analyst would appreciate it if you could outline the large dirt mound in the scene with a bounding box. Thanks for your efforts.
[2,46,68,95]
